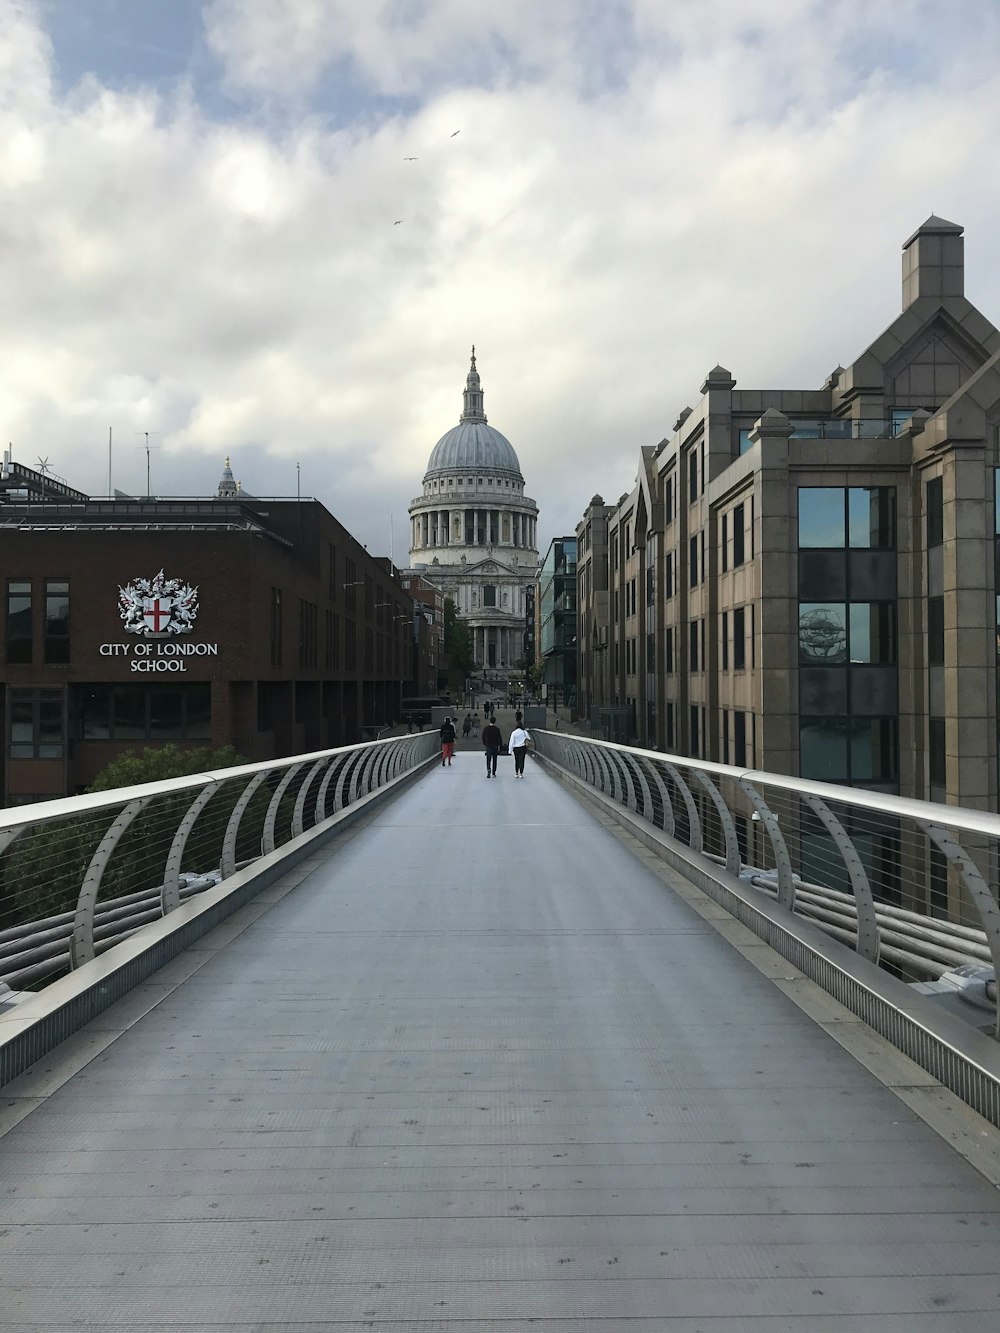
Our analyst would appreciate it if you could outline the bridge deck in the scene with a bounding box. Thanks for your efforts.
[2,753,1000,1330]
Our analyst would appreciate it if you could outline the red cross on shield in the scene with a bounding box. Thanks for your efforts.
[142,597,172,633]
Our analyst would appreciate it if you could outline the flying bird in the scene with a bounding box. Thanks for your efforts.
[394,220,403,225]
[403,156,418,160]
[450,130,461,137]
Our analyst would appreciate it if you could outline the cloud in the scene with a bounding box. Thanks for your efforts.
[3,0,1000,552]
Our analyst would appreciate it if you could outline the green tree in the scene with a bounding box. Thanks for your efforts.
[443,596,474,677]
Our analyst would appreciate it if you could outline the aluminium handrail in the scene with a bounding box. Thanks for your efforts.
[531,730,1000,1039]
[0,732,438,986]
[0,733,416,835]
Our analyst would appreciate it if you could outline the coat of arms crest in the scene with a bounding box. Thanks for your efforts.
[118,570,199,636]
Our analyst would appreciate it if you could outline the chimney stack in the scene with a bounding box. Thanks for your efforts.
[902,215,963,309]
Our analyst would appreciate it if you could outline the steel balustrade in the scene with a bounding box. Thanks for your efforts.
[0,732,437,991]
[532,731,1000,1039]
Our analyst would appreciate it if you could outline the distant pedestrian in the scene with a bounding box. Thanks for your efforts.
[482,718,502,778]
[472,713,480,738]
[462,713,472,739]
[508,722,531,778]
[440,716,456,766]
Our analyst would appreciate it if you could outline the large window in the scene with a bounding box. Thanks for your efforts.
[929,476,944,546]
[799,717,898,783]
[798,602,896,665]
[6,579,32,664]
[929,717,946,788]
[270,587,283,666]
[483,585,497,607]
[733,607,746,670]
[798,487,896,549]
[732,504,745,566]
[8,688,64,758]
[299,599,318,669]
[733,711,747,767]
[44,579,70,664]
[75,683,211,742]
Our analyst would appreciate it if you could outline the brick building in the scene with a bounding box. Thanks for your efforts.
[1,458,414,804]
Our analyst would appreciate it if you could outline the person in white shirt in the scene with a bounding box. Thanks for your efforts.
[508,724,531,778]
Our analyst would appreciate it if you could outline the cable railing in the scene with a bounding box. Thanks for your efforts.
[532,732,1000,1040]
[0,732,437,996]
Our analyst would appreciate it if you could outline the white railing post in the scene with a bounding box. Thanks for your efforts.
[162,782,220,915]
[71,798,150,968]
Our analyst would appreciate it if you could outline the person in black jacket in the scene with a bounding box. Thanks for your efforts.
[482,719,502,778]
[440,716,457,766]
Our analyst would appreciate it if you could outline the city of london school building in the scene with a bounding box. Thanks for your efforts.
[0,458,418,806]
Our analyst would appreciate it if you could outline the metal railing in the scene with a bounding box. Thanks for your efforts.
[532,733,1000,1039]
[0,732,437,994]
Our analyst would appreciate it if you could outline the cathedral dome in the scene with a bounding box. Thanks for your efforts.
[422,349,522,480]
[425,420,521,477]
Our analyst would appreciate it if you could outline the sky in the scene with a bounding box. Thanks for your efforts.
[4,0,1000,560]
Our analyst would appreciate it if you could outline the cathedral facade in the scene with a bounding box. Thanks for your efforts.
[407,351,539,673]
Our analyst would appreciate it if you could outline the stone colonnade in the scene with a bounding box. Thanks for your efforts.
[411,508,536,550]
[471,624,524,670]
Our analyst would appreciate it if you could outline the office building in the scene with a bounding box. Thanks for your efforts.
[580,216,1000,810]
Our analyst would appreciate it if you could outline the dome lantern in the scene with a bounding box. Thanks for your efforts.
[461,345,486,423]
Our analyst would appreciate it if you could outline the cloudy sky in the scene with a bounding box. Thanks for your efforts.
[4,0,1000,559]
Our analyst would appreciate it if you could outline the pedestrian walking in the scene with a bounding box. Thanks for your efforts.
[439,716,457,766]
[482,717,502,778]
[462,713,472,739]
[472,713,480,738]
[508,722,531,778]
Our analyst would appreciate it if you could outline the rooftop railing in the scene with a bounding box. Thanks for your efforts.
[739,419,901,452]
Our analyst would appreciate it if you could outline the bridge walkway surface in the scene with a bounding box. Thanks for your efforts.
[2,751,1000,1329]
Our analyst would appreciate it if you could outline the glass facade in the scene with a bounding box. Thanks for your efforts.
[44,579,70,664]
[799,717,898,784]
[6,579,32,664]
[74,683,211,742]
[8,688,64,758]
[798,486,895,549]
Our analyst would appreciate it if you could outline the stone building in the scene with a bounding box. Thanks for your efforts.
[538,536,578,710]
[406,350,539,675]
[579,216,1000,814]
